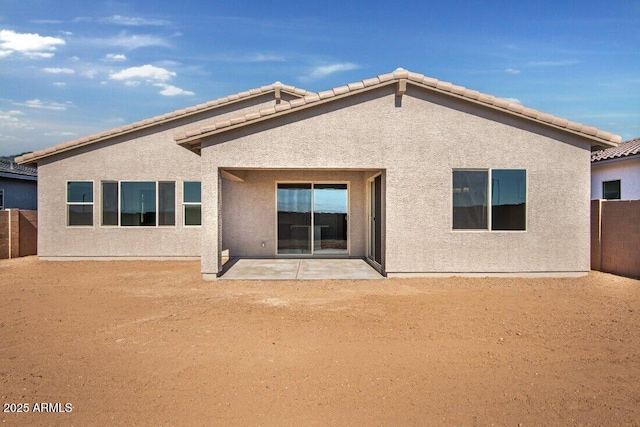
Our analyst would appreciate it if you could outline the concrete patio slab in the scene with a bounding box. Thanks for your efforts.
[219,258,383,280]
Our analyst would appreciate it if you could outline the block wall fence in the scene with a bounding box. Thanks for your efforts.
[0,209,37,259]
[591,199,640,279]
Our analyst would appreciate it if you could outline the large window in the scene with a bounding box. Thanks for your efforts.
[453,169,526,231]
[183,181,201,226]
[67,181,93,226]
[101,181,175,227]
[602,180,621,200]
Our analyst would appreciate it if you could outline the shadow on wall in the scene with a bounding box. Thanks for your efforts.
[591,199,640,279]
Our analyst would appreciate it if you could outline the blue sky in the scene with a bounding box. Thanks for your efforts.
[1,0,639,156]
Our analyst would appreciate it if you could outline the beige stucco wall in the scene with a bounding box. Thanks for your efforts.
[221,169,369,258]
[37,93,285,258]
[201,84,593,275]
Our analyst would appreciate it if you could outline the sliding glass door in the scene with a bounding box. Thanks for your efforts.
[277,183,348,255]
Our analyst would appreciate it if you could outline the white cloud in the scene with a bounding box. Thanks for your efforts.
[43,67,75,74]
[101,15,170,26]
[82,32,169,50]
[154,84,194,96]
[17,99,72,111]
[44,131,77,137]
[526,60,581,67]
[249,53,286,63]
[506,68,521,74]
[30,19,64,24]
[0,110,31,131]
[81,69,99,79]
[504,97,522,104]
[104,53,127,62]
[0,133,19,141]
[0,29,65,59]
[110,64,175,82]
[53,82,67,87]
[305,62,359,80]
[0,109,24,123]
[109,64,193,96]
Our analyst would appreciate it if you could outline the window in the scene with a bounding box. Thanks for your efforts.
[491,170,526,230]
[0,189,4,210]
[101,181,175,227]
[183,181,201,226]
[67,181,93,226]
[602,180,621,200]
[158,182,176,226]
[102,181,118,226]
[453,169,526,231]
[452,170,488,229]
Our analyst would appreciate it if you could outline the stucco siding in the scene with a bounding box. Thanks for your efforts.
[201,85,592,275]
[591,157,640,200]
[221,170,367,258]
[37,94,283,258]
[0,178,37,210]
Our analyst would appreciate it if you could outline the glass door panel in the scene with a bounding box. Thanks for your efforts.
[368,175,382,265]
[313,184,348,254]
[277,184,312,254]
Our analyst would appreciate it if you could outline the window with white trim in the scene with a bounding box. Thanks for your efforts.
[183,181,201,226]
[67,181,93,226]
[453,169,526,231]
[101,181,175,227]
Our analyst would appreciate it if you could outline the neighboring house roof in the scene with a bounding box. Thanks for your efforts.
[0,159,37,181]
[175,68,621,151]
[591,137,640,163]
[16,82,312,165]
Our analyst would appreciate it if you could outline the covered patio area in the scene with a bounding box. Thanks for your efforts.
[219,258,384,280]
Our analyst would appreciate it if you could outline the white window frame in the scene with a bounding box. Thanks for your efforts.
[66,180,94,227]
[452,168,527,232]
[99,180,176,228]
[183,181,202,227]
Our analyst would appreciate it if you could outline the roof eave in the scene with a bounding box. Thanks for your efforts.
[175,79,621,150]
[16,86,310,165]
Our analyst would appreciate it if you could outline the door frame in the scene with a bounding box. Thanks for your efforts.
[274,180,350,257]
[366,172,384,272]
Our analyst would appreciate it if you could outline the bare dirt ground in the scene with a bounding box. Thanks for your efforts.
[0,257,639,426]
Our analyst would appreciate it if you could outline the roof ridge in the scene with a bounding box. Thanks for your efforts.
[174,69,621,147]
[17,82,313,164]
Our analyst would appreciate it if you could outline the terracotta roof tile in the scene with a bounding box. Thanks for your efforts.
[392,68,409,79]
[592,137,640,162]
[173,69,621,150]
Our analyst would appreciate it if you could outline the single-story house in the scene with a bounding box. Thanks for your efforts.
[591,137,640,200]
[0,159,37,211]
[17,68,620,279]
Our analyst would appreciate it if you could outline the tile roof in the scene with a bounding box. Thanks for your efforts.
[591,137,640,162]
[16,82,312,165]
[175,68,621,150]
[0,159,37,177]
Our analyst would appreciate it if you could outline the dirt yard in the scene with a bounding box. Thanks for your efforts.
[0,257,638,426]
